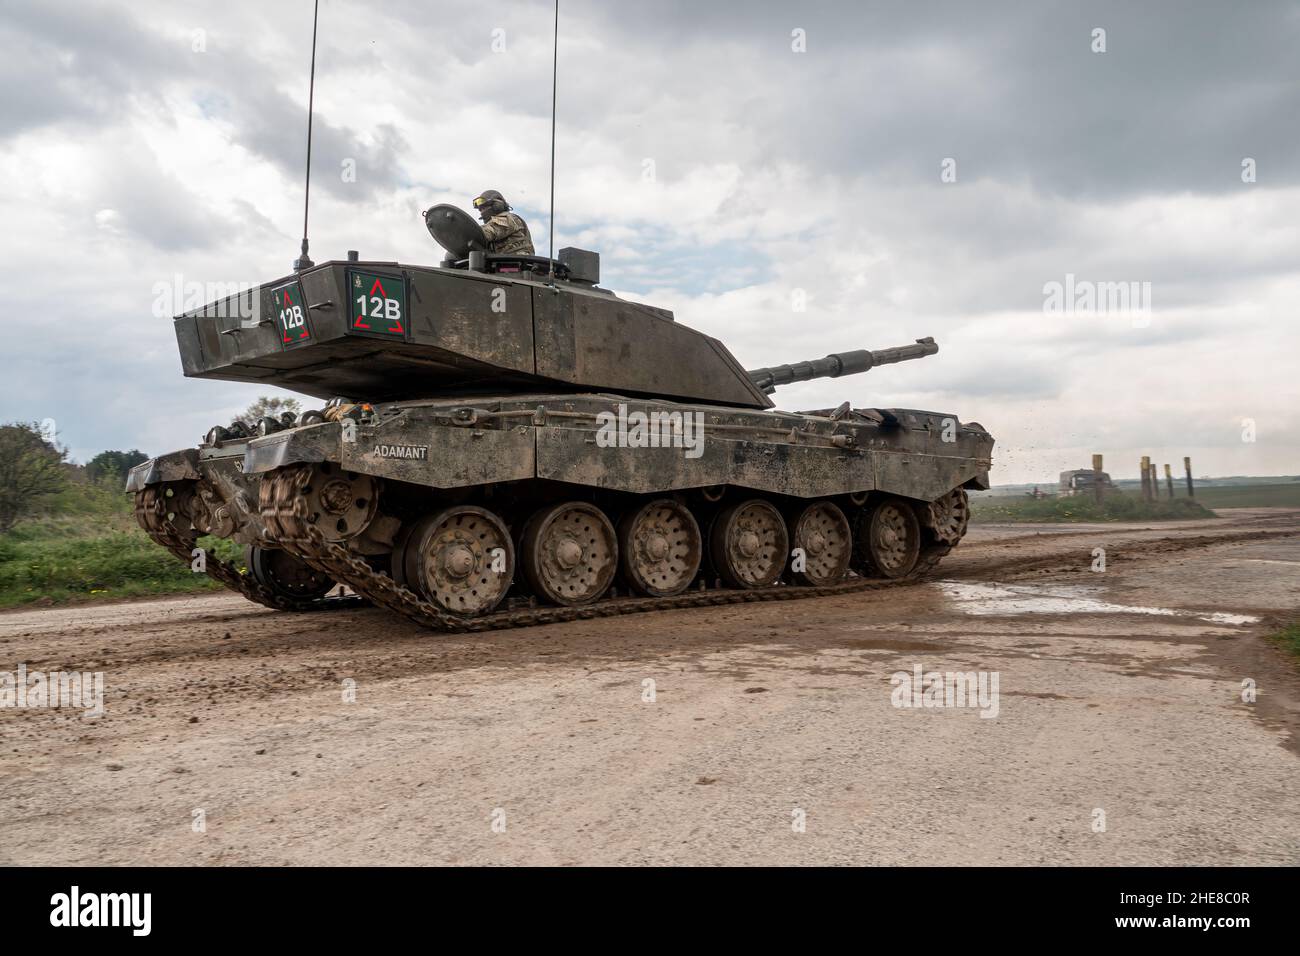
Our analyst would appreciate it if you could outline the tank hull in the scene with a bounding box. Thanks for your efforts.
[128,393,992,630]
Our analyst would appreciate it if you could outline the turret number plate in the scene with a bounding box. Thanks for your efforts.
[348,270,407,339]
[270,280,314,349]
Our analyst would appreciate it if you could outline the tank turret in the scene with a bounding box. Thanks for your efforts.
[174,252,772,409]
[746,338,938,394]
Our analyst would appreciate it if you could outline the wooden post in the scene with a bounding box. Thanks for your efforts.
[1092,453,1105,505]
[1164,463,1174,499]
[1140,456,1152,501]
[1184,456,1194,497]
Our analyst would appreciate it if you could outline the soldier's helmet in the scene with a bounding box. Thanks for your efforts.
[472,189,510,222]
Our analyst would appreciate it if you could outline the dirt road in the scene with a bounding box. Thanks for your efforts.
[2,508,1298,865]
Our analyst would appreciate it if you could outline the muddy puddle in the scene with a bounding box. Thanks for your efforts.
[933,581,1259,626]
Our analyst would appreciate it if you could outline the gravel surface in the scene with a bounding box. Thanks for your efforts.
[1,508,1297,865]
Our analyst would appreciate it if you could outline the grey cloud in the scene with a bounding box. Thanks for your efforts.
[557,0,1300,197]
[0,0,410,201]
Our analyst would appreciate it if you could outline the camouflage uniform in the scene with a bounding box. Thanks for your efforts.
[481,212,535,255]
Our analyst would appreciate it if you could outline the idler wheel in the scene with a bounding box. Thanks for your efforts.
[617,498,702,597]
[926,488,970,546]
[788,501,852,586]
[853,496,921,579]
[521,502,618,606]
[245,545,335,600]
[407,506,514,616]
[709,498,788,589]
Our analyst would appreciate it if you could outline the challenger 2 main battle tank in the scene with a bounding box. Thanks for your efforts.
[128,205,994,631]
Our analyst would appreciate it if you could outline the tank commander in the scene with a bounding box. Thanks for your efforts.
[473,189,535,255]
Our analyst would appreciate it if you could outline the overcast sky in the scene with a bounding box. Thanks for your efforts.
[2,0,1297,484]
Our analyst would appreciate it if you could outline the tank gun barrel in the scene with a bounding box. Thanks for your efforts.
[746,337,938,394]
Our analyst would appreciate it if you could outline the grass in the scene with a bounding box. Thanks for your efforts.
[1269,623,1300,662]
[971,481,1300,524]
[0,484,243,609]
[1183,483,1300,509]
[970,491,1216,524]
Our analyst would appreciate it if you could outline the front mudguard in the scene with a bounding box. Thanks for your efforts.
[124,449,201,492]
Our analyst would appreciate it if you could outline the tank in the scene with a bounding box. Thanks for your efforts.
[128,213,994,631]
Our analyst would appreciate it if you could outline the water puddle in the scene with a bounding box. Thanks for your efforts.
[934,581,1259,626]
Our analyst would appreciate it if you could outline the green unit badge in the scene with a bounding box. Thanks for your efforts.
[271,280,313,348]
[348,270,407,339]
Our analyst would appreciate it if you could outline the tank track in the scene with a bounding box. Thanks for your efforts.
[133,484,362,614]
[249,464,961,634]
[913,542,952,577]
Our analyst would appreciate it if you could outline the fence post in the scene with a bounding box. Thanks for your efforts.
[1184,456,1194,497]
[1163,463,1174,499]
[1140,456,1152,502]
[1092,454,1105,505]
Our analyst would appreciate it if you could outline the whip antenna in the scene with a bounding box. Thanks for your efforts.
[547,0,559,286]
[294,0,321,271]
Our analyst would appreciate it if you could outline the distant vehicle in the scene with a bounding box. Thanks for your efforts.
[1059,469,1116,497]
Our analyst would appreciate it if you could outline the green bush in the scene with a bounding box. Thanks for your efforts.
[0,476,246,607]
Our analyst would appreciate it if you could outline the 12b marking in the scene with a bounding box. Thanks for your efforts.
[355,294,400,324]
[273,285,310,344]
[280,303,305,331]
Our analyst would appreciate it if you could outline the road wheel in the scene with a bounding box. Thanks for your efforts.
[245,545,335,601]
[853,497,921,579]
[788,500,852,585]
[618,498,702,597]
[521,502,618,606]
[709,498,788,589]
[408,506,514,615]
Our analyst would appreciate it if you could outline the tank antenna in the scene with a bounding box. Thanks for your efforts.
[546,0,559,288]
[294,0,321,272]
